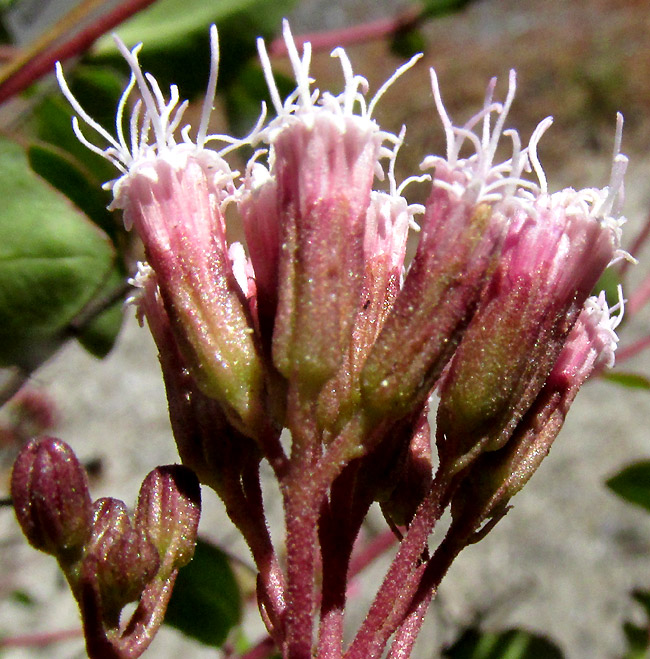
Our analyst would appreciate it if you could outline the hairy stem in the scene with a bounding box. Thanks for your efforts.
[344,473,450,659]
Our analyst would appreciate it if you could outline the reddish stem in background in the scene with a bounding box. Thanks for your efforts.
[621,209,650,277]
[239,637,278,659]
[348,528,397,579]
[612,335,650,365]
[0,628,82,648]
[0,0,159,104]
[269,7,421,57]
[625,271,650,317]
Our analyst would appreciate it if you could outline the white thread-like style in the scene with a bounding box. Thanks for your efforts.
[582,285,625,368]
[255,18,422,195]
[56,25,263,189]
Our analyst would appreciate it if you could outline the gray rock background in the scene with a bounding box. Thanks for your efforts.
[3,1,650,657]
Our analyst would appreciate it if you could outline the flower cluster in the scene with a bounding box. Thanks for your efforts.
[26,18,630,659]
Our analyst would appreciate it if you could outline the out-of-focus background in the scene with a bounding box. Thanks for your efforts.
[2,1,650,657]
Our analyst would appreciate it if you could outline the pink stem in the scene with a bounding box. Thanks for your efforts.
[282,391,367,658]
[611,335,650,365]
[0,0,159,104]
[385,591,432,659]
[281,385,323,659]
[344,473,450,659]
[269,7,420,57]
[621,208,650,276]
[0,628,82,648]
[240,459,287,642]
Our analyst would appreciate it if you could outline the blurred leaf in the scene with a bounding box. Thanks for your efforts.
[63,64,126,135]
[600,372,650,390]
[622,591,650,659]
[390,26,427,59]
[622,621,649,659]
[443,627,564,659]
[593,266,621,296]
[27,143,116,240]
[420,0,476,19]
[91,0,297,100]
[30,94,116,186]
[223,63,294,138]
[633,590,650,618]
[75,267,125,359]
[10,590,36,607]
[164,538,241,647]
[606,461,650,512]
[0,137,119,369]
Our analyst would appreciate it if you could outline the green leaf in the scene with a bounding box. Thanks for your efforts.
[600,372,650,390]
[93,0,268,53]
[90,0,297,100]
[622,591,650,659]
[0,137,119,369]
[27,143,116,240]
[10,590,36,607]
[606,461,650,512]
[390,27,427,59]
[30,94,116,186]
[223,63,295,138]
[164,538,242,647]
[75,267,125,359]
[420,0,478,19]
[443,628,564,659]
[632,590,650,618]
[593,267,623,313]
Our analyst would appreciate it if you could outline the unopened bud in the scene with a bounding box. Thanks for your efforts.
[135,465,201,578]
[449,292,623,542]
[361,196,505,420]
[436,188,621,474]
[11,437,92,561]
[84,497,160,616]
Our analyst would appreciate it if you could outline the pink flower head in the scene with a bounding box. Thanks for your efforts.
[436,114,628,472]
[56,28,265,437]
[449,291,625,539]
[548,288,623,388]
[249,20,421,387]
[362,71,538,420]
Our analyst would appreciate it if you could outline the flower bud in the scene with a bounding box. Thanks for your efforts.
[361,194,505,420]
[11,437,92,561]
[84,498,161,617]
[57,30,265,438]
[449,291,623,541]
[361,71,528,421]
[135,465,201,578]
[436,184,624,474]
[317,189,416,431]
[255,22,416,390]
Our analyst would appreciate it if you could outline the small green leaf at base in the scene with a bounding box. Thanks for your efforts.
[443,627,564,659]
[600,372,650,390]
[622,590,650,659]
[164,538,241,647]
[606,461,650,513]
